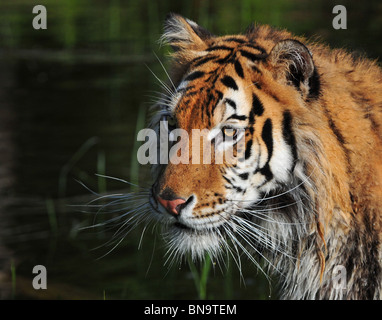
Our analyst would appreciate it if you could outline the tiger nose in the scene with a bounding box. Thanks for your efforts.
[156,196,186,216]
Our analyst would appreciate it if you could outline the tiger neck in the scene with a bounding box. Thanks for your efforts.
[274,201,382,300]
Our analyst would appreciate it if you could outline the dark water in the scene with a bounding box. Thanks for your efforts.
[0,0,381,300]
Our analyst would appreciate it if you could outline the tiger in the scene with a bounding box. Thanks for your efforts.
[137,13,382,300]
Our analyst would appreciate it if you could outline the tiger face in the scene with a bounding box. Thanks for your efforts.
[148,14,320,260]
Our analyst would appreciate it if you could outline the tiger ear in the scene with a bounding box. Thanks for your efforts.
[160,13,212,52]
[268,39,320,99]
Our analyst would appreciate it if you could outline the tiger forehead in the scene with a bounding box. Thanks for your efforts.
[175,77,242,126]
[186,38,267,76]
[172,39,268,128]
[200,36,268,60]
[177,39,265,90]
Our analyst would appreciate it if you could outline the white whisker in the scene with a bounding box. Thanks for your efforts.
[95,173,145,189]
[145,64,175,99]
[153,51,176,91]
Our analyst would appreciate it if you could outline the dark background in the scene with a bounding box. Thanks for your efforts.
[0,0,381,299]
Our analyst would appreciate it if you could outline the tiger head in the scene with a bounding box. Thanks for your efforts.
[148,14,323,261]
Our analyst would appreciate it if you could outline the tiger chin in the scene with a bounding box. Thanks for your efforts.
[144,14,382,300]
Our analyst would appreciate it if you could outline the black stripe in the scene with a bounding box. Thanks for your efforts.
[328,117,345,145]
[205,90,216,126]
[204,72,219,84]
[351,93,381,140]
[206,45,233,52]
[210,90,224,116]
[227,114,247,121]
[221,76,238,90]
[184,71,205,82]
[234,186,244,193]
[282,110,298,165]
[224,98,236,109]
[323,105,351,174]
[238,172,249,180]
[365,110,380,133]
[269,92,280,102]
[215,90,224,102]
[252,93,264,116]
[193,55,217,67]
[308,67,321,100]
[216,54,234,65]
[223,176,232,185]
[245,139,253,160]
[242,43,267,54]
[251,65,262,74]
[260,164,273,181]
[234,60,244,78]
[248,109,255,126]
[240,49,267,62]
[262,118,273,162]
[215,90,224,101]
[183,90,199,98]
[224,37,246,44]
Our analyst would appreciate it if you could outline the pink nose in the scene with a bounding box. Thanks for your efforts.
[157,196,186,216]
